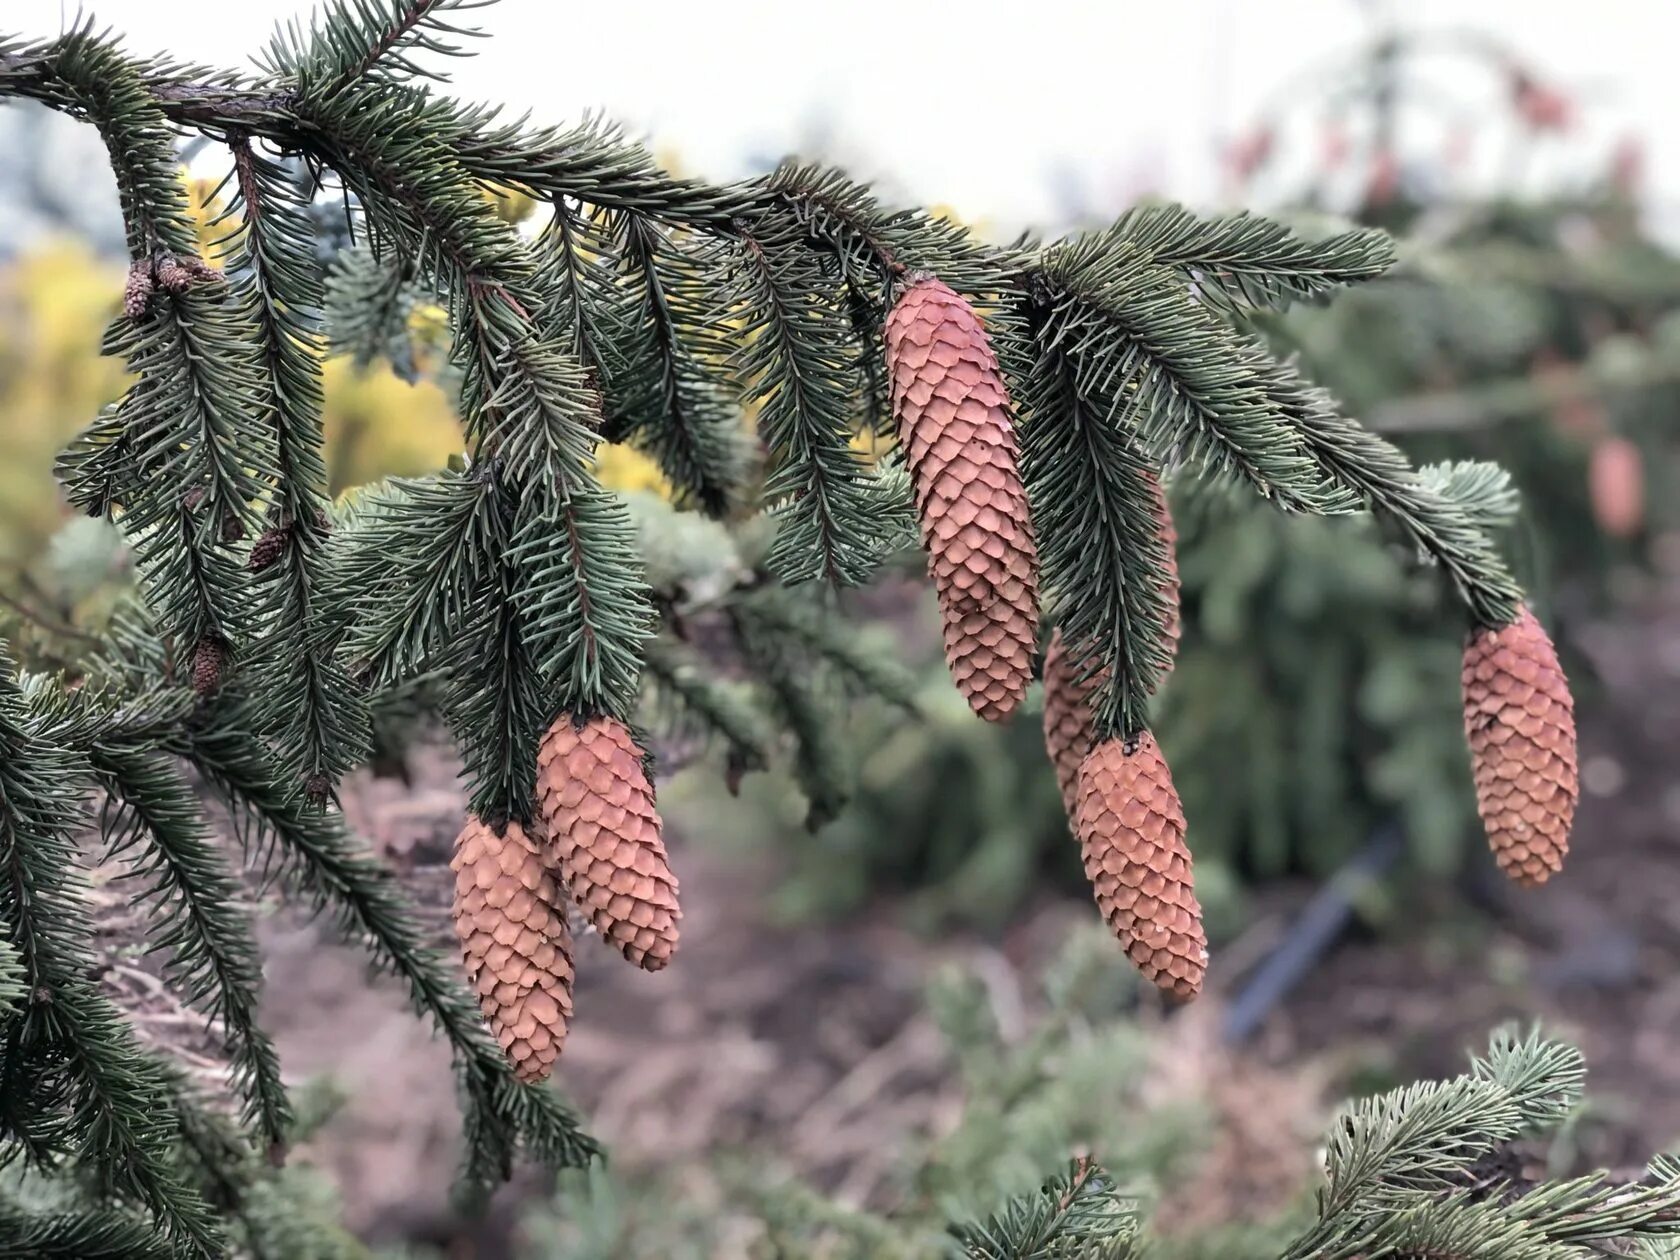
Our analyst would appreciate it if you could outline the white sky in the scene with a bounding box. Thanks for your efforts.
[9,0,1680,235]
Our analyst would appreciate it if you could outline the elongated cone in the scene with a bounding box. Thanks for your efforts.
[1461,606,1578,885]
[885,276,1039,721]
[536,714,680,970]
[451,815,574,1083]
[1075,733,1207,1000]
[1043,630,1101,820]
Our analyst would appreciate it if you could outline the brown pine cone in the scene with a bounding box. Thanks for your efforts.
[1462,605,1578,885]
[451,816,574,1083]
[191,636,228,696]
[249,526,290,572]
[1075,732,1207,1000]
[885,276,1039,722]
[1042,629,1101,821]
[123,259,155,320]
[154,254,193,294]
[536,714,680,970]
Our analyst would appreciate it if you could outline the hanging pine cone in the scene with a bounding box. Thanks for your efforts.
[884,275,1039,722]
[1462,606,1578,886]
[450,815,574,1083]
[536,714,680,970]
[248,526,289,572]
[1075,732,1207,1000]
[1042,630,1101,821]
[191,636,228,696]
[1145,471,1182,670]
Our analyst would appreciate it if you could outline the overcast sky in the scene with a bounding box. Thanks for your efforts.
[8,0,1677,236]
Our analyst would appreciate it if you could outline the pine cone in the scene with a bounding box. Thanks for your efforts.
[191,636,228,696]
[154,254,193,294]
[1042,629,1101,820]
[536,714,680,970]
[1075,733,1207,1000]
[450,815,574,1083]
[249,526,289,572]
[123,259,154,320]
[1145,471,1182,670]
[885,276,1039,721]
[1462,606,1578,886]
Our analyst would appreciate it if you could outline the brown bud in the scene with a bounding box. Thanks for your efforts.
[536,714,680,971]
[1075,733,1207,1000]
[1462,605,1578,886]
[451,815,574,1083]
[220,510,246,546]
[885,276,1039,722]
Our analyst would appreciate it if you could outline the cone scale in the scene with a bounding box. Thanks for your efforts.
[884,276,1039,722]
[1074,732,1207,1000]
[1461,605,1578,885]
[536,713,681,970]
[450,815,575,1084]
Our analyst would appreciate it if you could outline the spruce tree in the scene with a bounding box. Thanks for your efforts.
[0,1,1579,1250]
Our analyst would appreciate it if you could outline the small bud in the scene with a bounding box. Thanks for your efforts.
[220,510,246,546]
[305,773,331,807]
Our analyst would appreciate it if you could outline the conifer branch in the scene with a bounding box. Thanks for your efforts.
[229,133,369,794]
[604,212,746,516]
[0,668,223,1256]
[1020,336,1172,739]
[92,742,290,1148]
[734,223,881,587]
[179,709,600,1185]
[1101,203,1397,313]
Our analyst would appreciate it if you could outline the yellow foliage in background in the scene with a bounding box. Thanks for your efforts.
[0,239,127,567]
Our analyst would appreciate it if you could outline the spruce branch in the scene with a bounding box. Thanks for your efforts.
[603,212,748,516]
[228,132,369,793]
[1032,241,1351,515]
[37,27,273,654]
[91,742,291,1149]
[1100,203,1397,313]
[1020,333,1173,739]
[0,669,223,1257]
[0,1199,174,1260]
[734,222,882,587]
[1258,356,1525,627]
[263,0,488,97]
[332,469,501,686]
[179,708,601,1188]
